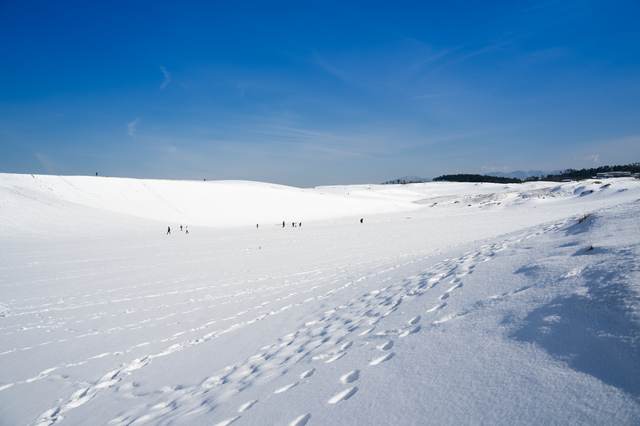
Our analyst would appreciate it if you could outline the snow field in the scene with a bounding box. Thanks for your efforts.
[1,175,639,425]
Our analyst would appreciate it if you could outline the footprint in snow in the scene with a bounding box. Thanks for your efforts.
[341,370,360,384]
[325,352,346,363]
[358,327,375,336]
[408,315,421,325]
[214,416,240,426]
[341,341,353,350]
[447,283,463,292]
[328,387,358,404]
[300,368,315,379]
[427,303,446,312]
[369,352,395,366]
[379,340,394,351]
[428,274,444,286]
[434,314,455,324]
[275,383,298,394]
[238,399,258,412]
[399,325,421,338]
[290,413,312,426]
[439,293,450,301]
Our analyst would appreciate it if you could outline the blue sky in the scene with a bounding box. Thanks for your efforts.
[1,1,639,187]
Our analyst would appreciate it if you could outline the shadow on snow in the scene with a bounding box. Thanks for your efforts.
[509,250,640,399]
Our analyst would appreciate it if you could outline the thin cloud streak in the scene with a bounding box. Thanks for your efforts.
[265,125,347,142]
[159,66,171,89]
[259,125,393,156]
[579,154,599,163]
[127,118,140,137]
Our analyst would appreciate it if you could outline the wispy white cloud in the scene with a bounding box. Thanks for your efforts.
[394,40,462,84]
[159,66,171,89]
[259,125,368,157]
[266,125,345,142]
[127,118,140,137]
[312,43,458,93]
[580,154,599,163]
[441,39,511,69]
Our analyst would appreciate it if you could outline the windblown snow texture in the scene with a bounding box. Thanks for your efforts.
[1,173,639,425]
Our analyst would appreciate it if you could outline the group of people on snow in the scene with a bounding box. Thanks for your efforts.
[167,225,188,235]
[168,218,363,234]
[281,221,302,228]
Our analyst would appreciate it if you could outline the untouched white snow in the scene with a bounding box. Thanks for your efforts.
[1,173,640,425]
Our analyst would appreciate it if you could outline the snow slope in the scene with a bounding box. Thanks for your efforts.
[1,174,639,425]
[0,174,417,235]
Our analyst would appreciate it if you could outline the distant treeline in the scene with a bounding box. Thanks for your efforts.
[390,163,639,185]
[528,163,640,182]
[433,174,522,184]
[383,178,426,185]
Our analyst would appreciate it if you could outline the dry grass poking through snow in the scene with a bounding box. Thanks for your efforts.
[578,213,591,224]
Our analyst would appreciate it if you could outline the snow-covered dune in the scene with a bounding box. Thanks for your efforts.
[2,173,630,235]
[0,174,421,234]
[1,174,639,425]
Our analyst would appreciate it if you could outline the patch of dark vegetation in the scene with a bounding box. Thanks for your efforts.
[432,174,522,184]
[578,213,591,224]
[527,163,640,182]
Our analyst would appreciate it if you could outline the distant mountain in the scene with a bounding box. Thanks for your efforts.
[486,170,562,180]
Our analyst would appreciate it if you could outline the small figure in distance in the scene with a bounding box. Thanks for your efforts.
[282,221,285,228]
[299,222,302,227]
[256,224,259,229]
[96,172,98,176]
[185,226,189,234]
[360,218,363,223]
[167,226,171,235]
[180,225,183,231]
[292,222,295,227]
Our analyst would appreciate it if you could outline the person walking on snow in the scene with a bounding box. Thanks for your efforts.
[167,226,171,235]
[180,225,183,231]
[185,226,189,234]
